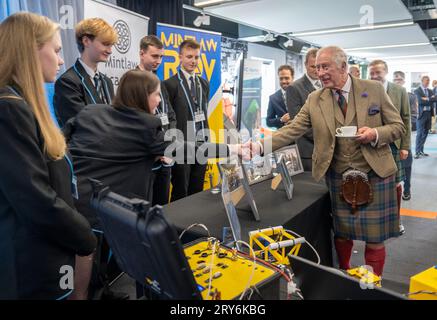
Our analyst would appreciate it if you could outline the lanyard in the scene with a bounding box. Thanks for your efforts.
[156,91,167,115]
[73,64,112,105]
[177,71,205,136]
[7,86,21,97]
[73,64,97,104]
[64,155,75,182]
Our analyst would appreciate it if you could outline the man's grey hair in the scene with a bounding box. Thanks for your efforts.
[317,46,348,70]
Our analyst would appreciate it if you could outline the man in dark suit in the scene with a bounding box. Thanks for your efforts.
[393,70,417,201]
[54,18,118,127]
[286,48,321,171]
[137,35,177,206]
[414,75,435,159]
[164,39,210,201]
[266,65,294,128]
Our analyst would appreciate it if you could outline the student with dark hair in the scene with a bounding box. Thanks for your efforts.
[137,35,177,206]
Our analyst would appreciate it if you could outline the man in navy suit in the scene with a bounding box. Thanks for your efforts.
[414,75,435,159]
[266,65,294,128]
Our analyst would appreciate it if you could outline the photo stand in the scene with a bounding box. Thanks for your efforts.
[272,153,294,200]
[242,153,275,186]
[218,156,260,222]
[274,144,304,177]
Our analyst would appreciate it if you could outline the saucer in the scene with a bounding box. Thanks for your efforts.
[335,134,359,138]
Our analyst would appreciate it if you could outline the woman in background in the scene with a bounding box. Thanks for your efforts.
[0,12,96,300]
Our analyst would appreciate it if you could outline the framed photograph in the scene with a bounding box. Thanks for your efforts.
[218,160,244,193]
[274,153,294,200]
[274,145,304,177]
[242,154,275,185]
[218,157,260,222]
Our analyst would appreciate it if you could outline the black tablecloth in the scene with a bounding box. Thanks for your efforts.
[164,172,333,265]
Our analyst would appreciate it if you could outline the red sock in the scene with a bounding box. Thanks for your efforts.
[396,184,402,216]
[334,238,353,270]
[365,246,386,276]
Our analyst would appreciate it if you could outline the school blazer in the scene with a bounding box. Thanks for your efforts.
[0,88,96,299]
[54,59,115,127]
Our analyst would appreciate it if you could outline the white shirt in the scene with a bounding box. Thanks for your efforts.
[331,74,352,103]
[281,88,287,102]
[306,73,322,90]
[383,80,388,92]
[332,75,378,146]
[180,67,196,90]
[78,58,99,81]
[421,85,429,95]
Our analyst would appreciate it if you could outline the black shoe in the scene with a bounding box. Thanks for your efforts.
[101,288,129,300]
[399,224,405,236]
[414,154,421,159]
[420,152,429,157]
[402,193,411,201]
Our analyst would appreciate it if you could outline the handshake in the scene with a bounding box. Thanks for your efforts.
[235,140,263,160]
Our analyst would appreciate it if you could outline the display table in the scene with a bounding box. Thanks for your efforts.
[164,172,333,266]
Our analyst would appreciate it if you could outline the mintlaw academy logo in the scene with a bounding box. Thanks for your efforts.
[113,20,131,54]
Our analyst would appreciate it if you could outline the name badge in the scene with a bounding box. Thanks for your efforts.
[195,110,206,123]
[72,175,79,200]
[159,114,170,126]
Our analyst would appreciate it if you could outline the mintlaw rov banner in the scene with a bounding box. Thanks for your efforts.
[156,23,224,190]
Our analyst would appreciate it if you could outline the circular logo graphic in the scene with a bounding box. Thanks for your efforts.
[113,20,131,54]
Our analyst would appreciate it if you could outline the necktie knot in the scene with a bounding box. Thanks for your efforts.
[189,76,197,102]
[336,90,347,117]
[94,74,101,87]
[94,73,109,104]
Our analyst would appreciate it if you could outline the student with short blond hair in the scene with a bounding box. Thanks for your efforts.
[0,12,96,300]
[54,18,125,300]
[54,18,118,127]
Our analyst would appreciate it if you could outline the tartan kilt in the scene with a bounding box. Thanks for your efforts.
[390,143,405,184]
[326,169,400,243]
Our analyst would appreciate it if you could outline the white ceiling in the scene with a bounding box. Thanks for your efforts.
[204,0,412,33]
[201,0,437,63]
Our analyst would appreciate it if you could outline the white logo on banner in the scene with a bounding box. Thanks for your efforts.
[113,20,132,54]
[84,0,149,88]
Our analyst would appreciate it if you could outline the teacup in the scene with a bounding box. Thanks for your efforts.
[336,126,357,137]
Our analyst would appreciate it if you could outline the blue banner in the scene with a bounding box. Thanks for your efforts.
[156,23,221,103]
